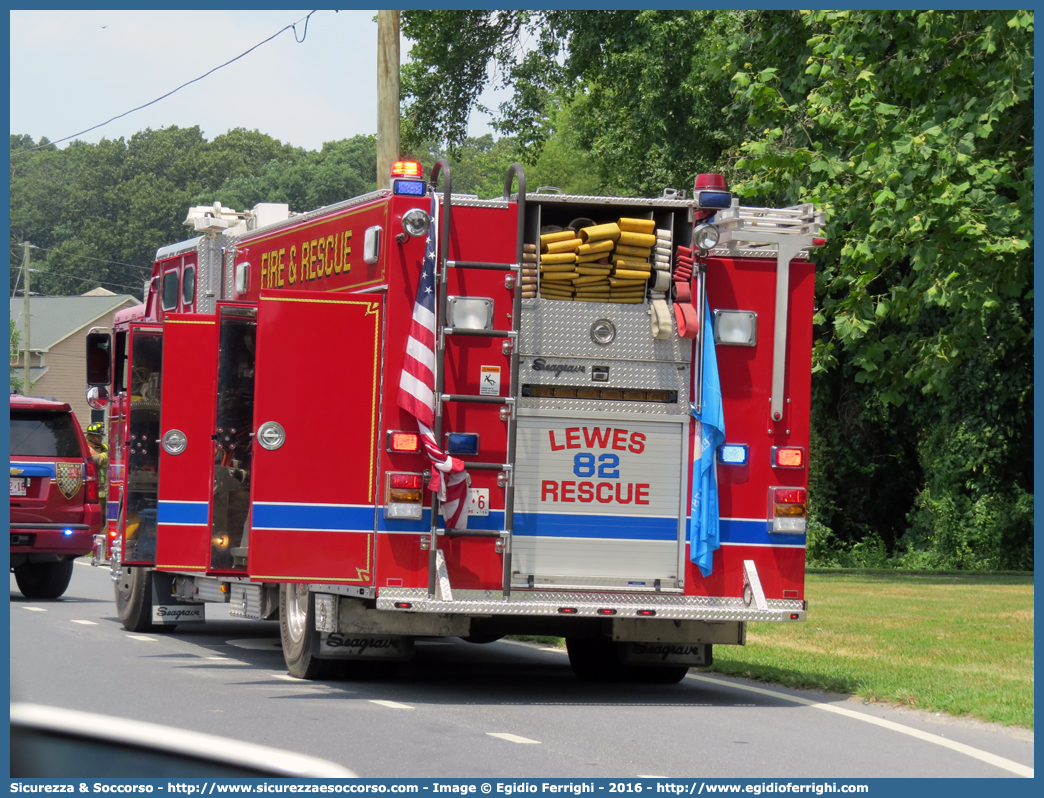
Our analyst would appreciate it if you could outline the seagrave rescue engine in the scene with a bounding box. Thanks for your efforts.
[84,159,824,682]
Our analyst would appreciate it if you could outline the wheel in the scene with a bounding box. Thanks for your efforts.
[566,636,630,682]
[279,583,340,680]
[114,566,175,632]
[15,559,74,599]
[629,665,691,684]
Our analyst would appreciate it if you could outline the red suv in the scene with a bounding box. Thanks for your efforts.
[10,395,102,598]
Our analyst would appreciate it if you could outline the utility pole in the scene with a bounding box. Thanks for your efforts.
[22,241,31,393]
[376,9,401,190]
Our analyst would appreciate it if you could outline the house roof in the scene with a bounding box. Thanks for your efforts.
[10,293,138,351]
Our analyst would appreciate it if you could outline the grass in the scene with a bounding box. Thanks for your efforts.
[509,573,1034,729]
[708,573,1034,729]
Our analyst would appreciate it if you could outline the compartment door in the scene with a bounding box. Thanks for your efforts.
[155,314,219,572]
[247,290,383,582]
[513,415,689,591]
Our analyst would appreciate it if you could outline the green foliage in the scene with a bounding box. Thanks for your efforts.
[10,319,23,394]
[10,126,296,298]
[207,135,377,211]
[714,10,1033,569]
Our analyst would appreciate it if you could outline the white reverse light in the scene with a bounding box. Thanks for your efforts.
[447,297,494,330]
[713,309,758,347]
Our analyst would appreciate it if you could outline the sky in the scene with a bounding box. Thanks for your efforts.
[9,9,502,152]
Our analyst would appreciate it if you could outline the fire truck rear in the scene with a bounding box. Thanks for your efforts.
[86,160,823,683]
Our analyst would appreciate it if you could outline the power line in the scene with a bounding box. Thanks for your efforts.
[11,269,144,295]
[12,11,319,156]
[13,245,152,273]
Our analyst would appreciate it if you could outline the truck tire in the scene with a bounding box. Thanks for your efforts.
[15,558,75,599]
[279,583,339,680]
[566,637,630,682]
[114,566,176,632]
[629,665,690,684]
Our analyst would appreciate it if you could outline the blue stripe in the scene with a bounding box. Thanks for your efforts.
[253,503,375,532]
[10,462,56,478]
[378,509,505,533]
[515,512,678,541]
[720,518,805,547]
[158,501,209,526]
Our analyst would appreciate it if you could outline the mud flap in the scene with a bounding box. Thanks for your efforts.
[619,641,711,667]
[316,633,413,661]
[149,571,205,625]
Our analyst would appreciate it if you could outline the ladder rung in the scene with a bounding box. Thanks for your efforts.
[441,394,515,405]
[446,260,519,272]
[443,327,517,338]
[438,528,507,539]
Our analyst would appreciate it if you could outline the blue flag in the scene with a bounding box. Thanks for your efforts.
[689,300,725,577]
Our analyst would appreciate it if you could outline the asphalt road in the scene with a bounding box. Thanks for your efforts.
[10,561,1034,779]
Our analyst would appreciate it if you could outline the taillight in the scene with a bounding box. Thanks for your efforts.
[769,486,807,533]
[387,431,421,453]
[384,472,426,519]
[84,458,99,503]
[771,446,805,469]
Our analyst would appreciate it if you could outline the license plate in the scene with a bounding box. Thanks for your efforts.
[467,488,489,516]
[10,477,26,497]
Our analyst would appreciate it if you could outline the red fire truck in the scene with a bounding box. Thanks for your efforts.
[86,160,823,683]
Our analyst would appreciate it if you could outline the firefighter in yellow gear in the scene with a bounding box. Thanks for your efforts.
[85,423,108,504]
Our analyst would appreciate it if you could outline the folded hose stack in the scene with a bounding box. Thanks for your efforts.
[648,227,674,339]
[521,243,538,299]
[671,244,698,339]
[539,217,658,304]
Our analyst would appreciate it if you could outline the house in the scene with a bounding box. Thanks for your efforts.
[10,288,139,430]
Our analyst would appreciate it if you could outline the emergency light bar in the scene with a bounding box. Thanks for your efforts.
[391,161,423,178]
[394,180,426,197]
[692,190,733,210]
[719,444,749,465]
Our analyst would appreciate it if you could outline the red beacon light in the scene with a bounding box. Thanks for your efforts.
[391,160,423,178]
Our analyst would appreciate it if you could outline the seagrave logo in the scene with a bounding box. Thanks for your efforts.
[532,358,585,377]
[152,605,204,622]
[631,643,706,662]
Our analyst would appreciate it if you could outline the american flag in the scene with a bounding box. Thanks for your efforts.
[397,197,470,529]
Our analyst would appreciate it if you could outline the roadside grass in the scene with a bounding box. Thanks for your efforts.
[708,573,1034,729]
[507,573,1034,729]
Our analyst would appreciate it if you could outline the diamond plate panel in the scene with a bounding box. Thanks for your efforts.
[222,246,235,303]
[520,303,691,363]
[376,587,805,622]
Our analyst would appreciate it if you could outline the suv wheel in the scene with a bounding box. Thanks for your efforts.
[15,559,75,599]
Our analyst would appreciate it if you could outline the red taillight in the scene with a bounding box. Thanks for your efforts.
[391,160,423,178]
[387,431,421,452]
[84,459,99,503]
[557,607,578,614]
[773,447,805,468]
[597,608,618,616]
[390,473,423,490]
[774,488,807,504]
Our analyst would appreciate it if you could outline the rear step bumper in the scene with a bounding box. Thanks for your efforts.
[376,587,805,622]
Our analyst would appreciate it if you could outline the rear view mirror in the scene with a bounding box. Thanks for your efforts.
[86,332,111,386]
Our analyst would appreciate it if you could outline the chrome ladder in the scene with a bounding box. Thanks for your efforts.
[426,160,526,600]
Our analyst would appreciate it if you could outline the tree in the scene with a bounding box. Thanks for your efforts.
[715,10,1033,567]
